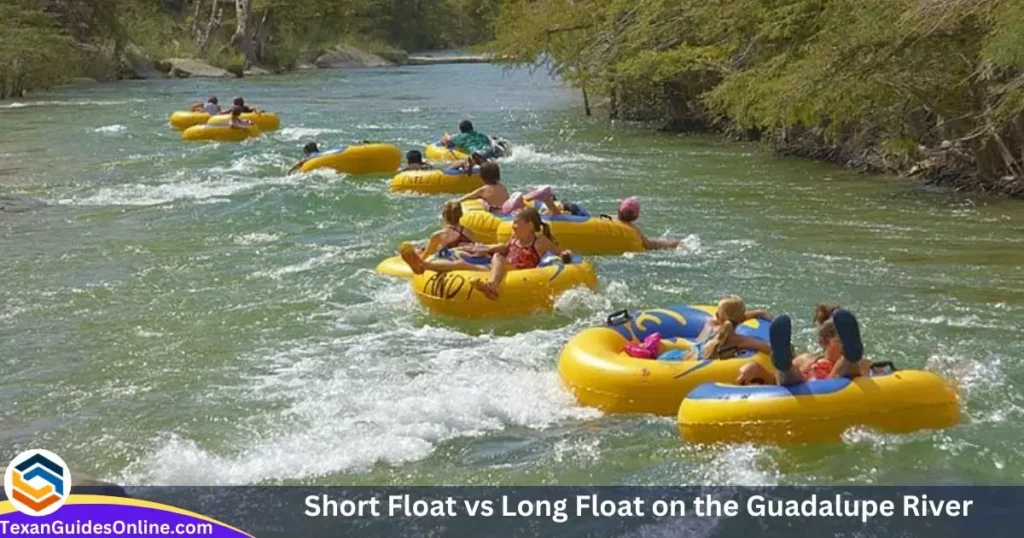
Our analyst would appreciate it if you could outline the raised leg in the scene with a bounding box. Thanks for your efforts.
[769,314,805,386]
[471,253,506,300]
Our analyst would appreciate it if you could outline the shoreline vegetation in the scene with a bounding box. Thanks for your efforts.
[490,0,1024,199]
[1,0,502,90]
[5,1,1024,198]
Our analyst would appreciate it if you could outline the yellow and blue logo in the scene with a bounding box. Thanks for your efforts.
[4,449,72,516]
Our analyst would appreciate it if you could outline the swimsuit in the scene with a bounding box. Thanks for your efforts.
[506,238,541,269]
[442,226,474,250]
[801,355,834,380]
[690,323,739,360]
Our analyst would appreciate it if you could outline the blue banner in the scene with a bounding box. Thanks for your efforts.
[11,485,1006,537]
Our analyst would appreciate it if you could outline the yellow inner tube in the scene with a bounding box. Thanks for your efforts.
[409,254,598,319]
[376,255,415,279]
[457,200,503,244]
[496,215,643,255]
[677,370,960,445]
[169,111,210,131]
[300,143,402,175]
[424,143,469,163]
[558,305,772,416]
[390,168,483,195]
[181,123,260,142]
[207,112,281,131]
[457,199,546,245]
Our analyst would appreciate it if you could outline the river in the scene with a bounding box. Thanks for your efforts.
[2,63,1024,487]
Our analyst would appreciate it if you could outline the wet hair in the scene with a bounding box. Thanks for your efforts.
[704,295,746,360]
[818,319,838,344]
[441,200,463,226]
[303,142,319,155]
[516,207,555,243]
[407,150,424,164]
[459,120,474,133]
[479,162,500,184]
[813,303,840,326]
[233,96,245,106]
[208,95,218,104]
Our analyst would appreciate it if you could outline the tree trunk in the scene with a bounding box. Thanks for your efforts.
[233,0,255,67]
[582,83,591,117]
[191,0,203,40]
[196,0,222,56]
[252,8,271,64]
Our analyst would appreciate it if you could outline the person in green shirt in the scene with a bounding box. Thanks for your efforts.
[441,120,495,158]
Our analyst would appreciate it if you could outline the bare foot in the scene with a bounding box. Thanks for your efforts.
[398,242,426,275]
[471,279,499,300]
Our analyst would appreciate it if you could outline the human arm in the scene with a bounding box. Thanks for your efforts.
[421,230,449,258]
[736,361,776,385]
[457,187,485,203]
[535,236,574,263]
[447,132,471,151]
[287,159,307,174]
[828,356,872,379]
[730,335,771,355]
[640,233,681,250]
[744,309,774,322]
[625,222,679,250]
[465,242,509,256]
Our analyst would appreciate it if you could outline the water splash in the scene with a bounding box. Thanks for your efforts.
[93,124,127,134]
[0,98,146,109]
[276,127,347,142]
[503,144,609,168]
[116,325,598,485]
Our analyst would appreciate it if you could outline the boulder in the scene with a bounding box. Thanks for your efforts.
[406,54,493,65]
[120,44,167,80]
[244,65,273,76]
[163,58,233,78]
[67,77,100,87]
[74,42,118,82]
[314,45,393,69]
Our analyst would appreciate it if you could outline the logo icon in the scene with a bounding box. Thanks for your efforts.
[4,449,72,516]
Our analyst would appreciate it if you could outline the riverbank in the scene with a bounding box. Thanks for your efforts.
[492,0,1024,200]
[689,118,1024,200]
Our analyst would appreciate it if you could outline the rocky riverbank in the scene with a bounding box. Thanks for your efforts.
[70,44,495,85]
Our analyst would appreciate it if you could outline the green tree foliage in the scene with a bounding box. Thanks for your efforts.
[1,0,505,98]
[493,0,1024,194]
[0,0,78,98]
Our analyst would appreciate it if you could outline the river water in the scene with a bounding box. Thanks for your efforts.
[2,63,1024,487]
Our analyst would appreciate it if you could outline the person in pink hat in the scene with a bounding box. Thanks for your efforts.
[615,197,681,250]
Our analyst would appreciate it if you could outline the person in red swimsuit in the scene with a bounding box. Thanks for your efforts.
[736,307,873,386]
[417,201,480,258]
[397,207,573,299]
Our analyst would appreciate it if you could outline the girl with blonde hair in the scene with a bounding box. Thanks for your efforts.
[417,201,479,258]
[688,295,773,360]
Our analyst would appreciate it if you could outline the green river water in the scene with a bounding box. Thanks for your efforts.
[2,63,1024,487]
